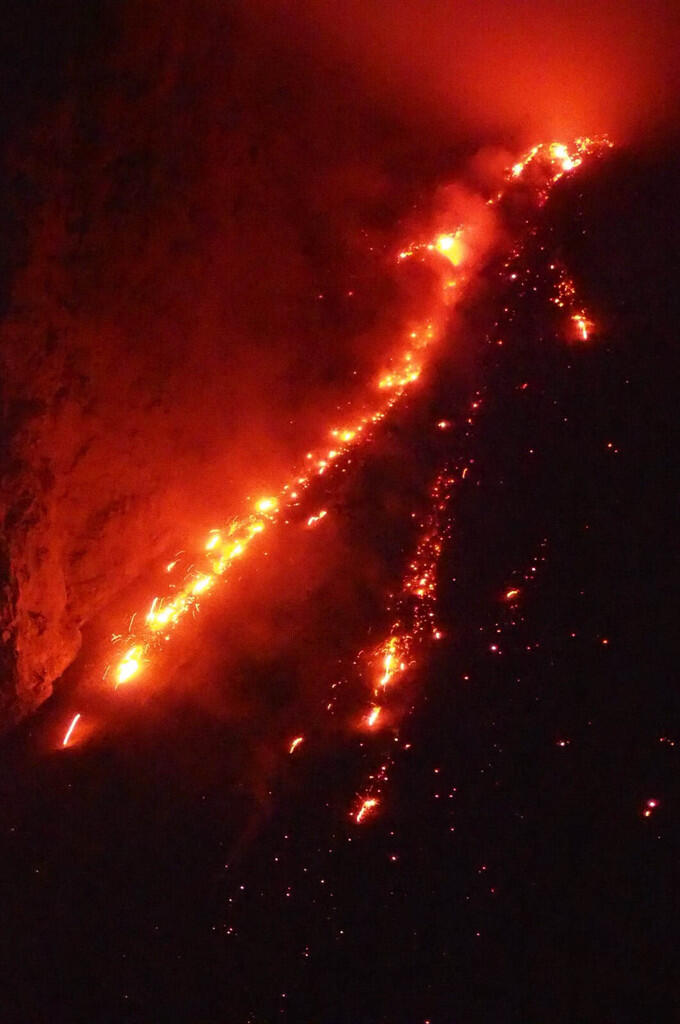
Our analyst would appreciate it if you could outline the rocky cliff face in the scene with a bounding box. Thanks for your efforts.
[0,1,429,726]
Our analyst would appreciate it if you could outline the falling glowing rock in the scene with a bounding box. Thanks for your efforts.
[256,497,277,514]
[435,231,465,267]
[355,797,379,824]
[190,574,213,596]
[116,644,144,685]
[306,510,327,527]
[62,713,81,747]
[289,736,304,754]
[367,706,382,727]
[571,313,592,341]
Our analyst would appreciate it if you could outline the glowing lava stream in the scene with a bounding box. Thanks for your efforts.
[60,136,611,750]
[351,453,460,824]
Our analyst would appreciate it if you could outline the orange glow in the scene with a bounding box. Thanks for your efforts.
[355,797,379,824]
[62,713,81,747]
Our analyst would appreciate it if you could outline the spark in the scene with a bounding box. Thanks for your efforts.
[62,713,81,747]
[289,736,304,754]
[505,588,520,600]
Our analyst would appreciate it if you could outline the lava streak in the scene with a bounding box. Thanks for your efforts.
[59,136,612,752]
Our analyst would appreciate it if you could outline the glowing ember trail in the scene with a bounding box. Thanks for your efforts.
[62,713,81,747]
[59,136,612,751]
[366,706,382,728]
[289,736,304,754]
[355,797,379,824]
[572,312,593,341]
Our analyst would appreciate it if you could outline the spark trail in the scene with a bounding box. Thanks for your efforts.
[59,136,612,756]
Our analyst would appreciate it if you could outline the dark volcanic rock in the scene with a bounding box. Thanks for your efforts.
[0,2,428,725]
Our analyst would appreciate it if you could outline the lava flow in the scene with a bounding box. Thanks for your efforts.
[60,136,612,757]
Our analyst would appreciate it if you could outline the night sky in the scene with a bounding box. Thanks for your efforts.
[1,5,679,1023]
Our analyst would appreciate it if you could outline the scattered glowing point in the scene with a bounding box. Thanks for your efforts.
[115,644,144,685]
[205,531,221,551]
[306,509,328,528]
[505,588,520,601]
[256,497,277,514]
[367,706,382,728]
[355,797,379,824]
[166,560,177,572]
[437,420,451,430]
[289,736,304,754]
[642,798,659,818]
[62,713,81,747]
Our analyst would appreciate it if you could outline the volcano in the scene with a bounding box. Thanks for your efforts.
[1,3,679,1022]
